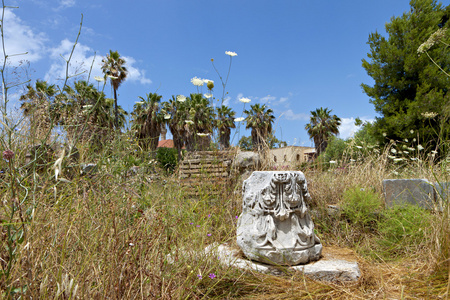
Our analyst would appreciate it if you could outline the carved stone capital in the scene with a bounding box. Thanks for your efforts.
[237,171,322,265]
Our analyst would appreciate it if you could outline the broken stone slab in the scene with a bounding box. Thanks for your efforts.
[204,244,360,282]
[383,179,437,210]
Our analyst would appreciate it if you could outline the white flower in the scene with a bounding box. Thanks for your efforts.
[83,105,93,109]
[393,171,399,175]
[356,145,363,149]
[410,157,418,161]
[407,147,415,151]
[410,130,414,134]
[431,150,438,154]
[234,117,245,122]
[388,155,396,159]
[202,79,214,84]
[413,138,416,142]
[94,76,105,82]
[390,148,397,154]
[185,120,194,125]
[393,158,404,162]
[421,111,438,118]
[164,114,171,120]
[329,160,336,164]
[403,151,409,154]
[203,93,213,99]
[197,132,210,137]
[350,159,356,162]
[129,243,134,247]
[225,51,237,57]
[135,101,144,105]
[417,145,424,151]
[382,133,387,137]
[239,97,251,103]
[191,77,204,86]
[404,139,408,142]
[107,75,118,80]
[177,95,186,102]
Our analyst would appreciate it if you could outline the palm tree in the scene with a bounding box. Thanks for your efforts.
[20,80,57,141]
[305,107,341,157]
[131,93,164,151]
[244,103,275,151]
[216,105,236,149]
[101,50,128,130]
[162,96,188,161]
[185,93,215,151]
[60,80,126,146]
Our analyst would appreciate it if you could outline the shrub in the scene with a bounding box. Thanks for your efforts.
[340,186,383,229]
[156,147,178,174]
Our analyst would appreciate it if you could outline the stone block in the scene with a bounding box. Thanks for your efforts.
[434,182,450,210]
[383,179,435,209]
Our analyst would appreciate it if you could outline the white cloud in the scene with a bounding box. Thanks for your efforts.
[223,96,231,106]
[45,40,151,86]
[279,97,288,103]
[59,0,75,8]
[260,95,276,103]
[0,9,47,65]
[45,39,98,84]
[339,117,374,139]
[281,109,309,121]
[123,56,152,85]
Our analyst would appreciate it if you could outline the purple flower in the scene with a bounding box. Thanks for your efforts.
[189,222,193,225]
[208,214,211,218]
[207,233,211,236]
[208,273,216,279]
[196,225,201,228]
[235,216,238,219]
[197,275,202,279]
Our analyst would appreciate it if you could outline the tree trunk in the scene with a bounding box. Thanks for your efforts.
[114,88,118,130]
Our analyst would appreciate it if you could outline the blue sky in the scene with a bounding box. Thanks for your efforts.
[2,0,448,147]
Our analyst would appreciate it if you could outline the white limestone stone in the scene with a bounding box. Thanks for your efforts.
[237,171,322,265]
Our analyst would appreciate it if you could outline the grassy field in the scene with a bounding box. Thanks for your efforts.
[0,133,449,299]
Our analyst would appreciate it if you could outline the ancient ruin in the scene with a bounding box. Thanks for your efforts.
[237,171,322,265]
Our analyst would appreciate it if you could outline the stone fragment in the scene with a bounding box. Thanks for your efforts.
[383,179,436,209]
[433,182,449,210]
[237,171,322,266]
[204,244,360,282]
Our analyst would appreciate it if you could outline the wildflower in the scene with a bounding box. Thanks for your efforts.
[196,225,201,228]
[404,139,408,142]
[239,97,251,103]
[418,28,447,54]
[417,145,424,151]
[191,77,204,86]
[83,105,93,109]
[207,233,212,236]
[197,132,210,137]
[208,273,216,279]
[421,112,438,118]
[207,81,214,90]
[208,214,211,218]
[185,120,194,125]
[94,76,105,82]
[129,243,134,247]
[413,138,416,142]
[390,148,397,154]
[189,222,193,225]
[203,79,214,84]
[234,117,245,122]
[197,275,202,279]
[393,171,399,175]
[403,151,409,154]
[135,101,144,105]
[177,95,186,102]
[407,147,415,151]
[393,158,404,162]
[388,155,396,159]
[356,146,363,149]
[164,114,171,120]
[204,93,213,99]
[107,75,119,80]
[431,150,438,154]
[225,51,237,57]
[350,159,356,162]
[410,130,414,134]
[235,216,238,219]
[382,133,387,137]
[2,150,14,161]
[410,157,418,161]
[329,160,336,164]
